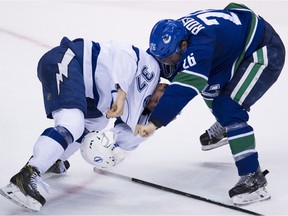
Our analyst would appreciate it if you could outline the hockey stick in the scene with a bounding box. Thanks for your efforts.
[94,167,263,216]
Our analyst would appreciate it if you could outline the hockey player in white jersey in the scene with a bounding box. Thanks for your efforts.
[0,37,166,212]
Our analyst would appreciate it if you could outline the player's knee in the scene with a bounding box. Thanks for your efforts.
[41,126,74,150]
[212,95,249,126]
[52,108,85,141]
[58,123,85,142]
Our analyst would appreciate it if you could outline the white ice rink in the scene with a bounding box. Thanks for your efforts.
[0,1,287,215]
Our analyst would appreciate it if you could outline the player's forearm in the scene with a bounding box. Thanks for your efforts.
[106,87,126,118]
[117,87,126,101]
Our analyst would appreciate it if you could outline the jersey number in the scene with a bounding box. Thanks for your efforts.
[197,11,242,26]
[136,66,154,92]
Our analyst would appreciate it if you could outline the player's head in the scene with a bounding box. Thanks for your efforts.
[146,83,168,111]
[149,19,188,65]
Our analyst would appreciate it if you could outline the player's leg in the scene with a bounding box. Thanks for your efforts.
[212,95,270,205]
[44,109,87,176]
[48,114,110,172]
[213,20,285,205]
[224,18,285,111]
[0,42,86,211]
[200,18,285,152]
[47,67,117,173]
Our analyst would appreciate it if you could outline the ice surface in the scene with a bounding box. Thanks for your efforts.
[0,1,287,215]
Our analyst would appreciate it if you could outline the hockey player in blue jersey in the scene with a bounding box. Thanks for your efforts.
[0,36,167,211]
[135,3,285,205]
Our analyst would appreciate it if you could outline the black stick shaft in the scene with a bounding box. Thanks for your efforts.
[94,168,263,216]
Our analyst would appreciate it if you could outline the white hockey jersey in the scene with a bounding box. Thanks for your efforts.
[83,40,160,150]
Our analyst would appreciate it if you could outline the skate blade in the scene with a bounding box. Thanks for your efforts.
[202,138,229,151]
[0,183,42,212]
[232,186,271,205]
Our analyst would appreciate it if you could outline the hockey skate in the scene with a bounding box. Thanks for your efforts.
[45,159,70,177]
[0,165,47,212]
[200,122,228,151]
[229,169,270,205]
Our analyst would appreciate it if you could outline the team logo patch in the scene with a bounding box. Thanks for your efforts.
[46,93,52,101]
[162,34,171,44]
[94,156,103,163]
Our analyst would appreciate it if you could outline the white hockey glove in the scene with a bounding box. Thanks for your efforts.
[80,130,125,169]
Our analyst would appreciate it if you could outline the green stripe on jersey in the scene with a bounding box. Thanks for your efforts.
[229,133,255,155]
[173,71,207,92]
[224,2,251,10]
[234,15,257,71]
[203,98,213,110]
[230,48,267,104]
[225,3,259,74]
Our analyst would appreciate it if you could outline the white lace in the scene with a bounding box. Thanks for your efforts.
[58,161,67,173]
[31,173,50,194]
[207,122,226,139]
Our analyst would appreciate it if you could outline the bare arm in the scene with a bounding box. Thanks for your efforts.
[106,88,126,118]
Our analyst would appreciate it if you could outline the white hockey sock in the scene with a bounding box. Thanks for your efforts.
[29,135,65,174]
[59,141,81,161]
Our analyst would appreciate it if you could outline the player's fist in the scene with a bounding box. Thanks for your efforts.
[134,123,157,137]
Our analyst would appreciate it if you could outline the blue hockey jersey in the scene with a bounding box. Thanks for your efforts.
[149,3,265,127]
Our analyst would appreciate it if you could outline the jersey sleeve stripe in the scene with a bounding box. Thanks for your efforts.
[170,82,200,94]
[172,70,207,92]
[181,70,208,80]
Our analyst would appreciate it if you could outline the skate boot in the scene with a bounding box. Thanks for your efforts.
[0,165,48,212]
[229,169,270,205]
[46,159,70,176]
[200,122,228,151]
